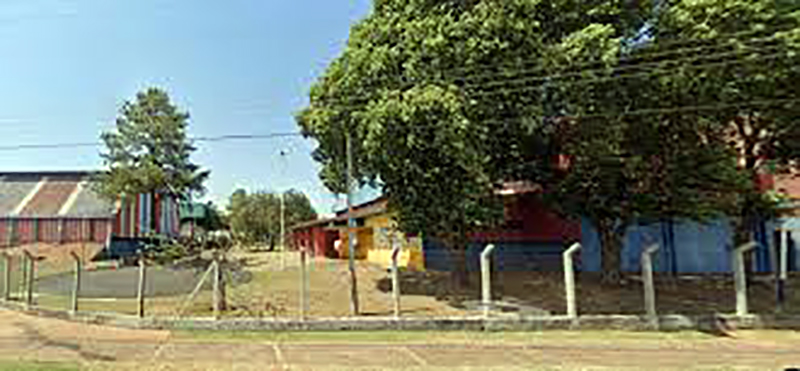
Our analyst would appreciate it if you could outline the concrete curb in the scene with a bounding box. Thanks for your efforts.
[4,300,800,332]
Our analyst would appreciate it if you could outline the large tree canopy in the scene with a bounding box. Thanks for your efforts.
[96,88,209,201]
[298,0,642,234]
[649,0,800,247]
[299,0,799,280]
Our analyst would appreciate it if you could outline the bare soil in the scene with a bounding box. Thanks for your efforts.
[378,270,800,316]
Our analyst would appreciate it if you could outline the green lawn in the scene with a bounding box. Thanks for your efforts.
[0,361,79,371]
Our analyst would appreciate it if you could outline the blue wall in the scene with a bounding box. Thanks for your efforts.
[422,217,800,273]
[423,239,565,272]
[580,217,777,273]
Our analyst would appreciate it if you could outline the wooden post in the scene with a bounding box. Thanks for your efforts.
[19,253,27,300]
[300,247,308,319]
[212,259,220,319]
[2,254,9,301]
[345,131,360,316]
[733,241,757,316]
[71,252,81,313]
[137,251,146,318]
[563,243,581,319]
[24,251,34,308]
[641,244,659,321]
[391,238,401,319]
[480,244,497,318]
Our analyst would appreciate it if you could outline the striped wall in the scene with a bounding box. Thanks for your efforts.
[113,193,180,238]
[0,218,111,247]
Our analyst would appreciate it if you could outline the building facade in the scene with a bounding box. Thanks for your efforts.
[0,171,182,262]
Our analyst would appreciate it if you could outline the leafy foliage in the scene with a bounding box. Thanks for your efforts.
[297,0,638,236]
[95,87,210,201]
[226,189,316,246]
[299,0,799,279]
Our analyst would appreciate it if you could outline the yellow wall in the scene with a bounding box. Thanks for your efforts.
[338,228,371,260]
[363,212,425,270]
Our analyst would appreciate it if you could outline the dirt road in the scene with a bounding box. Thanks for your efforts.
[1,309,799,370]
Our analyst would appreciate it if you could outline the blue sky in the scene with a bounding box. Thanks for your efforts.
[0,0,380,214]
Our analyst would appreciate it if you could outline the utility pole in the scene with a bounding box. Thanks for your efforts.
[280,188,285,270]
[279,150,287,271]
[346,131,360,315]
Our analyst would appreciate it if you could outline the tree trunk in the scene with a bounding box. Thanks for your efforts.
[598,219,623,284]
[450,245,470,290]
[734,205,757,282]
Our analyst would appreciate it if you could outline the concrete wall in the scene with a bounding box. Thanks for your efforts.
[361,213,424,270]
[580,217,780,273]
[423,239,565,272]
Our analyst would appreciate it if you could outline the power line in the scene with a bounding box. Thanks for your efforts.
[9,97,787,153]
[470,43,789,90]
[310,50,797,107]
[0,131,305,151]
[380,26,798,82]
[319,29,797,96]
[192,132,302,142]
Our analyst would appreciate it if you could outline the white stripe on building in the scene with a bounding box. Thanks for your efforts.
[58,180,87,216]
[12,177,48,215]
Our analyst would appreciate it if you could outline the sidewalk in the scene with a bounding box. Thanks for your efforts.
[2,309,800,370]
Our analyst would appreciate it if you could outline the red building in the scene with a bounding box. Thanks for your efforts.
[0,172,114,249]
[291,181,581,271]
[0,171,181,260]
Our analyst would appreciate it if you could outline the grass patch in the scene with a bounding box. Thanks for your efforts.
[0,360,79,371]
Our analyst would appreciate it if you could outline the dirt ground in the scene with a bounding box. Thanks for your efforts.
[2,308,800,370]
[396,270,800,315]
[228,251,800,317]
[9,248,800,318]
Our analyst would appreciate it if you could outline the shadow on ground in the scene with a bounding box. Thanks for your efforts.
[376,270,800,315]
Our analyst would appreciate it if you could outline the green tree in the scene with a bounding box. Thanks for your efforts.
[298,0,649,283]
[227,189,316,247]
[196,201,227,232]
[541,0,800,279]
[299,0,797,281]
[648,0,800,253]
[95,87,210,231]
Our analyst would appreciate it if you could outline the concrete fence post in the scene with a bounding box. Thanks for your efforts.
[733,241,757,316]
[778,230,789,312]
[641,243,659,320]
[70,252,81,313]
[300,247,308,320]
[137,251,146,318]
[391,239,401,319]
[480,244,497,318]
[563,243,581,319]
